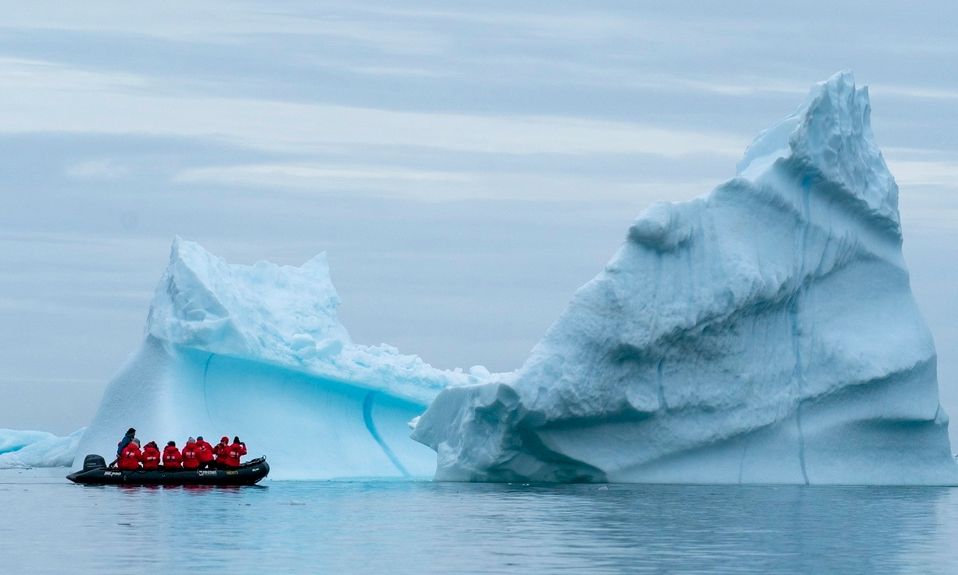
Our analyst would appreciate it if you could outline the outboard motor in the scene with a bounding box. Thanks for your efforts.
[82,454,107,471]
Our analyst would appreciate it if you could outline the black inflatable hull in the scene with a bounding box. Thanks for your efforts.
[67,457,269,486]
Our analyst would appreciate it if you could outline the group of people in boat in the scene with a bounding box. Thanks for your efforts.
[114,428,248,471]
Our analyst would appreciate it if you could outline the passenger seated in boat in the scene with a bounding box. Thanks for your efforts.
[118,439,142,471]
[195,436,214,469]
[214,436,247,468]
[213,436,231,467]
[141,441,161,470]
[182,438,201,470]
[163,441,182,469]
[227,436,247,467]
[112,427,136,466]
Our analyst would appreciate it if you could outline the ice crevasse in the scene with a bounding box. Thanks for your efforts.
[75,240,493,479]
[411,71,958,484]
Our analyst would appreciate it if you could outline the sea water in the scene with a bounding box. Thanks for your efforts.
[2,468,958,574]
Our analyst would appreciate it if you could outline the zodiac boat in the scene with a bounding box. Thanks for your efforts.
[67,454,269,485]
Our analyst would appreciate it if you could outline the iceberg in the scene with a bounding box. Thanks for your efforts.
[0,428,85,468]
[75,239,492,479]
[410,72,958,484]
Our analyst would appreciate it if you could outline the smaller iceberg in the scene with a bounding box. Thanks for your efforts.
[0,428,85,468]
[76,239,493,479]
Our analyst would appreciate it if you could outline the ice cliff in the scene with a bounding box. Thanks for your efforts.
[75,239,490,479]
[411,72,958,484]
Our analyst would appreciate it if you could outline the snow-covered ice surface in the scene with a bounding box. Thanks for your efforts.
[0,428,84,468]
[76,239,491,479]
[411,72,958,484]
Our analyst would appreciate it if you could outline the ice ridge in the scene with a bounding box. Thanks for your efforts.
[737,70,900,233]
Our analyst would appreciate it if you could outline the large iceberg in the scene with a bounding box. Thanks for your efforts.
[0,428,84,468]
[75,239,491,479]
[411,72,958,484]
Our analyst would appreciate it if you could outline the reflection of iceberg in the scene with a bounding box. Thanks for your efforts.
[0,428,84,468]
[411,72,958,484]
[75,239,491,479]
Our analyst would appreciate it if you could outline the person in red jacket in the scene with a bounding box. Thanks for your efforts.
[141,441,161,470]
[195,436,214,469]
[162,441,182,469]
[181,437,201,470]
[213,436,231,467]
[220,436,247,468]
[118,439,143,471]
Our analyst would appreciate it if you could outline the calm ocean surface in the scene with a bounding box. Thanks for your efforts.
[2,468,957,574]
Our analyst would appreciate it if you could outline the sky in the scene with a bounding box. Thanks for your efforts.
[1,1,957,442]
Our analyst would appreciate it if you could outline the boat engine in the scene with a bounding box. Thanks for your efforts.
[82,454,106,471]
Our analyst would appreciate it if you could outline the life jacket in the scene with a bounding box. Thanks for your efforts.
[118,443,142,470]
[182,444,201,469]
[141,444,161,470]
[163,446,182,468]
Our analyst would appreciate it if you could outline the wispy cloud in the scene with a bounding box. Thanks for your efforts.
[0,56,146,92]
[873,84,958,101]
[65,158,131,180]
[173,160,721,203]
[888,160,958,188]
[174,163,475,201]
[1,2,448,53]
[0,57,748,159]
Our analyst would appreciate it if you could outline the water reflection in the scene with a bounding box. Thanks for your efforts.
[1,470,955,574]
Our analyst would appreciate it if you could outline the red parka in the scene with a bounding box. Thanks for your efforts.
[118,442,142,470]
[141,443,161,470]
[213,437,230,463]
[220,440,247,467]
[181,443,201,469]
[195,439,214,463]
[163,445,182,468]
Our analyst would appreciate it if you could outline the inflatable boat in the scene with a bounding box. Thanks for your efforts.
[67,454,269,485]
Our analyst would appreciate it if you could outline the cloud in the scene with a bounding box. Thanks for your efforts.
[0,56,146,92]
[65,158,131,180]
[0,2,448,53]
[887,159,958,188]
[873,84,958,102]
[173,161,721,203]
[0,57,748,159]
[174,163,475,200]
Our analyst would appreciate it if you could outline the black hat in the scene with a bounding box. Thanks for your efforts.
[167,441,176,447]
[127,428,136,435]
[233,436,241,443]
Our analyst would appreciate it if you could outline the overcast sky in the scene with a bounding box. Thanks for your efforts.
[1,1,957,442]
